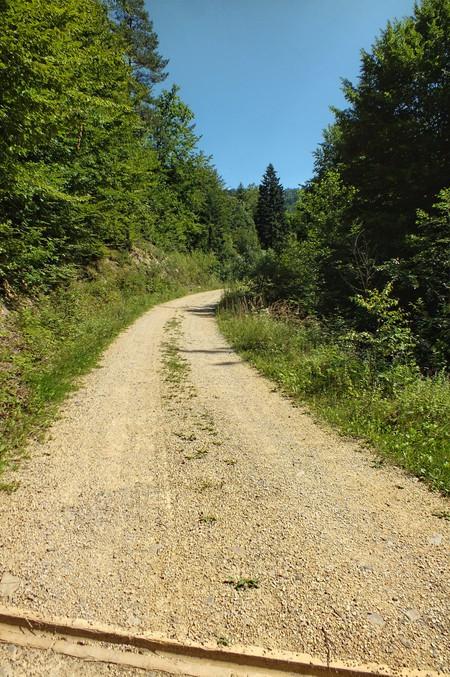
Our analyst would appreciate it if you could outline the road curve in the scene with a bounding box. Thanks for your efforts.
[0,289,448,675]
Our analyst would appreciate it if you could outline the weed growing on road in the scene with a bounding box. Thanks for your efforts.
[174,431,197,441]
[196,479,224,492]
[199,513,217,524]
[224,577,259,591]
[432,510,450,521]
[160,311,229,530]
[185,448,208,460]
[161,316,190,388]
[216,636,230,647]
[371,459,385,469]
[0,481,19,494]
[196,412,220,438]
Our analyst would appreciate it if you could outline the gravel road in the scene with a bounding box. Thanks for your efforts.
[0,289,448,675]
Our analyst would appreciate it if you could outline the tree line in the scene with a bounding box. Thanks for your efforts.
[0,0,258,296]
[243,0,449,370]
[1,0,448,369]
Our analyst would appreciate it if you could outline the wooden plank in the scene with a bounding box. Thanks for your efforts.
[0,607,438,677]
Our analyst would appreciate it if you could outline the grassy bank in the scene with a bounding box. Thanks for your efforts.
[218,296,450,495]
[0,248,218,482]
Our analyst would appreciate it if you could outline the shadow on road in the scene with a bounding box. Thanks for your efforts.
[181,348,230,354]
[185,304,218,317]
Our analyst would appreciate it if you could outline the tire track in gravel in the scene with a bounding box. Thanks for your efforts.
[0,289,449,675]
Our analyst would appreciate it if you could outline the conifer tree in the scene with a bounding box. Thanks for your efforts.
[107,0,168,88]
[255,164,287,249]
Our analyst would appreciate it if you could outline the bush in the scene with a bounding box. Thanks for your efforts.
[247,235,326,315]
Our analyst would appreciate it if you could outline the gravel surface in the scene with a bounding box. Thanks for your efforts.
[0,290,448,675]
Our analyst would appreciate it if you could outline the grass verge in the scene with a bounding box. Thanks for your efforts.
[218,296,450,495]
[0,248,218,479]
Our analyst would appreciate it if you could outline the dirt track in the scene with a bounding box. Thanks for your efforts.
[0,289,448,675]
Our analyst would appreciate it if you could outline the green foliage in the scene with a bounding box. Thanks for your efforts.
[388,187,450,369]
[219,187,260,279]
[330,0,450,259]
[253,0,450,369]
[218,305,450,494]
[249,235,326,314]
[283,188,298,213]
[0,0,152,291]
[234,183,259,216]
[352,282,416,364]
[292,170,363,313]
[151,86,200,171]
[0,0,235,296]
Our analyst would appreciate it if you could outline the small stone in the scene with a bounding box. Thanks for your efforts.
[429,533,443,546]
[359,563,374,573]
[0,666,12,677]
[400,637,413,649]
[0,573,20,599]
[403,608,421,622]
[127,613,141,627]
[148,543,162,554]
[367,612,385,627]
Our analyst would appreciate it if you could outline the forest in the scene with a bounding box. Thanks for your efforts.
[0,0,449,491]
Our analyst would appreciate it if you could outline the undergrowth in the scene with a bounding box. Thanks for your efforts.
[0,248,218,477]
[218,291,450,495]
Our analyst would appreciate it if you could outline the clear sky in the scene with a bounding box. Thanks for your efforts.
[148,0,415,189]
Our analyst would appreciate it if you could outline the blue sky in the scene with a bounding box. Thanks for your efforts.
[148,0,415,189]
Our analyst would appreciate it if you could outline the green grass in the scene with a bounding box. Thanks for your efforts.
[185,448,208,460]
[224,577,259,591]
[432,510,450,521]
[216,636,230,647]
[199,513,217,524]
[161,316,191,385]
[218,302,450,495]
[0,248,218,479]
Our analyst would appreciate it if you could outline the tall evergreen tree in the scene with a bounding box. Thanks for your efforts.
[255,164,287,249]
[107,0,168,88]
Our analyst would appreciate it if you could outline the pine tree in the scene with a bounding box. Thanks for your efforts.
[107,0,168,88]
[255,164,287,249]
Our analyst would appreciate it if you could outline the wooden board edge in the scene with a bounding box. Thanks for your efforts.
[0,606,439,677]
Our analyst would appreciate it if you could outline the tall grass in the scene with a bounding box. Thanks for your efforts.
[0,248,218,476]
[218,294,450,494]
